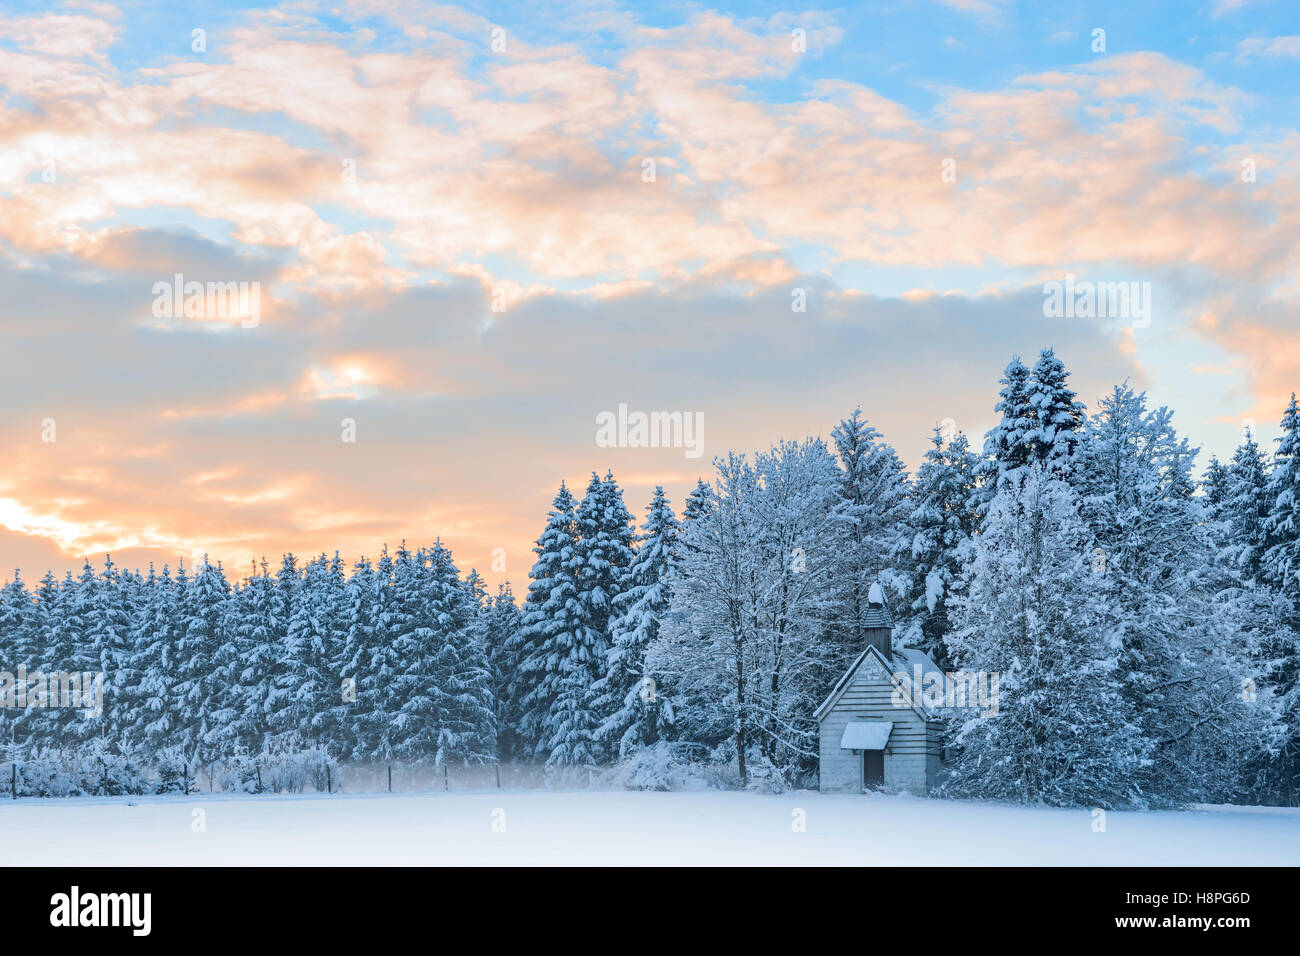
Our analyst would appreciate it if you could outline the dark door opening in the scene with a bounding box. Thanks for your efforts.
[863,750,884,789]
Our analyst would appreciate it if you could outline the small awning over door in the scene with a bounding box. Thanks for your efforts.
[840,720,892,751]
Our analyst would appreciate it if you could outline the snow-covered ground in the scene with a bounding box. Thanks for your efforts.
[3,790,1297,865]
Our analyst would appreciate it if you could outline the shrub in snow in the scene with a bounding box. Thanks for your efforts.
[608,742,717,792]
[154,746,197,794]
[79,739,149,796]
[9,747,84,797]
[260,746,338,794]
[0,743,147,797]
[214,751,265,794]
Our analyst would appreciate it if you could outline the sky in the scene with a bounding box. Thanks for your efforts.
[0,0,1298,591]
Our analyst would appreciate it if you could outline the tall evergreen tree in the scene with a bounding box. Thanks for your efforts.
[175,557,232,772]
[944,467,1149,807]
[595,486,679,756]
[905,427,978,667]
[982,355,1036,479]
[481,582,524,761]
[1221,433,1272,586]
[426,544,496,765]
[1264,394,1300,598]
[832,408,911,640]
[1027,347,1086,470]
[514,483,584,762]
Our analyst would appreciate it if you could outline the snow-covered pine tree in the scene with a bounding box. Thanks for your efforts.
[83,555,132,742]
[1220,432,1273,586]
[1202,456,1231,511]
[944,467,1149,808]
[1026,347,1086,472]
[273,554,343,764]
[174,557,232,775]
[0,570,32,673]
[981,355,1037,482]
[362,545,404,782]
[576,471,635,642]
[384,543,443,767]
[542,474,633,767]
[481,583,523,762]
[1261,393,1300,800]
[831,409,911,642]
[594,486,679,757]
[0,571,32,758]
[426,543,496,766]
[513,483,584,763]
[1264,394,1300,599]
[682,478,713,527]
[124,564,180,755]
[50,561,98,745]
[335,555,378,763]
[222,560,278,762]
[1072,383,1261,803]
[905,427,978,667]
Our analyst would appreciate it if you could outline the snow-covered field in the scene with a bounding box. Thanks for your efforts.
[3,790,1297,865]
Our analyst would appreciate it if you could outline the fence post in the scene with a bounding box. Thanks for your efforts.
[495,763,501,789]
[444,764,449,791]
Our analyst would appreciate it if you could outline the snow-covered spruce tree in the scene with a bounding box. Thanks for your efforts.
[426,542,496,766]
[361,546,406,782]
[335,555,379,764]
[576,471,636,638]
[260,554,300,751]
[682,478,713,527]
[268,554,340,756]
[0,570,33,761]
[831,409,911,644]
[981,355,1037,482]
[1072,383,1274,803]
[943,467,1149,808]
[81,555,132,743]
[1026,347,1086,473]
[594,486,679,757]
[379,543,444,769]
[482,582,524,762]
[1220,432,1273,587]
[546,473,634,767]
[512,483,584,762]
[1261,394,1300,800]
[1202,456,1232,512]
[45,562,97,745]
[215,560,278,781]
[1264,394,1300,599]
[122,564,179,755]
[174,557,232,776]
[905,427,978,668]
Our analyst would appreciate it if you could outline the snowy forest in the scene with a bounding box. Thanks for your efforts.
[1,348,1298,808]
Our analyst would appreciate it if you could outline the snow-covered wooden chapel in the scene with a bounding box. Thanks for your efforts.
[815,583,946,795]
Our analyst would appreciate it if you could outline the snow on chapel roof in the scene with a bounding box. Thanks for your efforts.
[840,720,892,750]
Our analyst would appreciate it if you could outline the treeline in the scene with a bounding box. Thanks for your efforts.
[1,348,1297,805]
[0,544,512,794]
